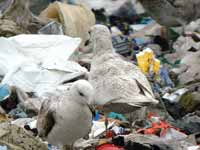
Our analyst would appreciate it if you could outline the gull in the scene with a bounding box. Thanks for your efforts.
[37,80,94,150]
[88,25,158,126]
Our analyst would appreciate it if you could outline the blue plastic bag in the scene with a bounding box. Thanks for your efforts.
[0,84,10,102]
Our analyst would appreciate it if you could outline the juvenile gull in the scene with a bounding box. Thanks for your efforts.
[88,24,158,114]
[37,80,94,150]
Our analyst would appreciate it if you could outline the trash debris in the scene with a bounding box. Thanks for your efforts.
[8,105,28,119]
[130,22,163,39]
[0,19,28,37]
[138,0,200,30]
[0,34,88,97]
[159,67,174,88]
[11,118,38,136]
[163,88,189,103]
[30,0,53,15]
[0,122,47,150]
[188,146,200,150]
[0,84,10,102]
[96,143,124,150]
[172,112,200,135]
[0,1,199,150]
[90,121,116,138]
[39,1,95,47]
[0,146,7,150]
[0,0,46,34]
[108,112,127,122]
[136,48,160,74]
[0,114,8,122]
[112,35,132,56]
[165,33,200,85]
[38,21,64,35]
[11,118,36,128]
[185,19,200,33]
[135,112,187,141]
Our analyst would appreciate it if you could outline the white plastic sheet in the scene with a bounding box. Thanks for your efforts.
[188,146,200,150]
[0,34,88,97]
[8,34,81,66]
[90,121,116,138]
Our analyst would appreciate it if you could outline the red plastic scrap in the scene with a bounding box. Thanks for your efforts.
[106,130,114,138]
[96,144,124,150]
[147,112,157,119]
[137,112,181,136]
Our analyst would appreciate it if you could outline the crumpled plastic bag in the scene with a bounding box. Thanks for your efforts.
[0,34,88,97]
[39,2,95,47]
[136,48,160,74]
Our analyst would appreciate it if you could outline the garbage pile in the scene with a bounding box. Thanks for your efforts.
[0,0,199,150]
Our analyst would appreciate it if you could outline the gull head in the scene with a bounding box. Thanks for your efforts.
[87,24,113,56]
[71,80,94,105]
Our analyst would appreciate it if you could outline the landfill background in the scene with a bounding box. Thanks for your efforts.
[0,0,200,150]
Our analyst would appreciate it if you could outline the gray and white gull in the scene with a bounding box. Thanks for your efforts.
[37,80,94,150]
[88,24,158,114]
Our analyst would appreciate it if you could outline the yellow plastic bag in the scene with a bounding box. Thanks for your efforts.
[144,48,154,61]
[153,59,160,74]
[137,48,160,74]
[136,52,148,73]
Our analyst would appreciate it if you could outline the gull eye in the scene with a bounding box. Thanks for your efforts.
[79,92,84,97]
[84,40,90,46]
